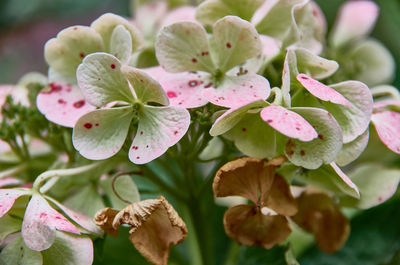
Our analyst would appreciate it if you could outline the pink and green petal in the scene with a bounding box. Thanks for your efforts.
[0,236,43,265]
[121,66,169,105]
[296,74,351,107]
[77,53,134,107]
[109,25,133,64]
[161,6,197,27]
[210,99,268,136]
[141,66,173,82]
[0,189,30,218]
[372,111,400,154]
[129,105,190,164]
[41,231,93,265]
[323,81,373,143]
[155,21,215,73]
[212,16,262,72]
[0,178,22,188]
[330,1,379,47]
[91,13,144,52]
[44,26,104,83]
[37,82,96,128]
[22,194,80,251]
[203,73,270,108]
[336,129,369,166]
[284,107,343,169]
[260,105,317,142]
[73,107,134,160]
[294,48,338,79]
[281,49,297,108]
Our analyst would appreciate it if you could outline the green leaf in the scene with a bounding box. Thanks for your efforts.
[99,175,140,210]
[109,25,132,64]
[73,106,134,160]
[0,214,22,242]
[335,129,369,166]
[212,16,262,72]
[0,236,43,265]
[63,184,106,218]
[236,245,290,265]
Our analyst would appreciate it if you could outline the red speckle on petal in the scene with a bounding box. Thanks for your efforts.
[174,131,179,135]
[95,123,99,127]
[40,213,47,218]
[110,64,116,69]
[204,83,213,88]
[226,42,232,48]
[73,100,85,108]
[167,91,178,98]
[146,145,149,148]
[58,99,66,104]
[79,53,85,58]
[300,75,308,80]
[188,80,199,87]
[140,131,143,135]
[300,150,306,156]
[43,82,63,94]
[218,96,225,100]
[84,123,93,129]
[295,127,301,131]
[378,196,383,202]
[192,58,197,63]
[318,134,324,140]
[266,119,273,123]
[136,156,140,159]
[201,51,209,56]
[242,128,247,132]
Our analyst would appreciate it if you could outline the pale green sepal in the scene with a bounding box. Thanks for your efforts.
[0,236,43,265]
[198,137,224,161]
[109,25,133,64]
[99,175,140,210]
[335,129,369,166]
[195,0,231,26]
[63,184,106,217]
[295,48,338,79]
[0,214,22,242]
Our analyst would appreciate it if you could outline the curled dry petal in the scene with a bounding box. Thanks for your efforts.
[93,207,119,237]
[110,196,187,265]
[291,191,350,253]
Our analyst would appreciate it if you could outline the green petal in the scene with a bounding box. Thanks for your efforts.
[121,66,169,105]
[73,107,134,160]
[63,184,105,217]
[155,21,215,73]
[109,25,133,64]
[0,236,43,265]
[198,137,225,160]
[323,81,373,143]
[77,53,134,107]
[285,107,343,169]
[225,112,276,158]
[295,48,338,79]
[335,129,369,166]
[212,16,262,72]
[0,214,22,242]
[91,13,144,52]
[282,49,298,108]
[45,26,104,83]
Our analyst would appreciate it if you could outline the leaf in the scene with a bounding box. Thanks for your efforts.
[212,16,262,72]
[335,129,369,166]
[63,184,106,218]
[0,214,22,242]
[237,245,290,265]
[77,53,134,107]
[371,111,400,154]
[0,236,43,265]
[129,105,190,164]
[73,106,134,160]
[155,21,215,73]
[109,25,132,64]
[99,175,140,210]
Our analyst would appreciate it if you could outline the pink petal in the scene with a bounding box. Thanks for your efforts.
[0,189,29,218]
[142,66,173,82]
[297,74,352,107]
[0,140,10,153]
[161,6,197,27]
[203,74,270,108]
[373,100,400,109]
[0,178,22,188]
[159,72,209,108]
[37,82,96,128]
[22,194,80,251]
[372,111,400,154]
[260,105,318,142]
[260,35,281,60]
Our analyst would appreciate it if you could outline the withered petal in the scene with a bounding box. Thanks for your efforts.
[291,191,350,253]
[93,207,119,237]
[112,196,187,265]
[223,204,291,249]
[264,174,298,216]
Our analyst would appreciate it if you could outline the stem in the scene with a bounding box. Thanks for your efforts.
[0,163,28,179]
[19,134,30,159]
[223,242,241,265]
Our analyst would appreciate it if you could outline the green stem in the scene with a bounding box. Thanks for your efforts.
[0,163,28,179]
[223,242,241,265]
[18,134,30,159]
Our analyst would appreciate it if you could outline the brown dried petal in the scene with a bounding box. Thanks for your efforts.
[223,204,291,249]
[264,174,298,216]
[93,207,119,236]
[112,196,187,265]
[291,191,350,253]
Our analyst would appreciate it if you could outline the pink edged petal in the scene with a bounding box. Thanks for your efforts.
[0,178,23,188]
[37,82,96,127]
[129,105,190,164]
[260,105,318,142]
[0,189,30,218]
[372,111,400,154]
[22,194,80,251]
[373,100,400,109]
[159,72,210,108]
[330,162,360,198]
[296,74,351,107]
[161,6,197,27]
[203,74,270,108]
[330,0,379,47]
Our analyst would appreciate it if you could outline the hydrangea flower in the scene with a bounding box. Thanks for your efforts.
[155,15,270,108]
[73,53,190,164]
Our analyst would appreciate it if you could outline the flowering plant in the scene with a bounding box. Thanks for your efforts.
[0,0,399,264]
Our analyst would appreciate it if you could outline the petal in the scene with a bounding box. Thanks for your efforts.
[109,25,133,64]
[0,178,22,188]
[99,175,140,210]
[265,174,298,216]
[260,105,318,142]
[91,13,144,52]
[294,48,339,79]
[73,107,134,160]
[37,82,96,128]
[22,194,79,251]
[210,99,268,136]
[158,72,209,108]
[161,6,197,27]
[129,105,190,164]
[134,1,168,37]
[212,16,262,72]
[223,204,291,249]
[41,231,93,265]
[372,111,400,154]
[93,207,119,237]
[336,129,369,166]
[0,236,43,265]
[141,66,173,82]
[77,53,134,107]
[121,66,169,105]
[324,81,373,143]
[296,74,351,107]
[330,0,379,47]
[0,189,30,218]
[203,73,270,108]
[281,49,297,108]
[44,26,104,83]
[112,196,187,265]
[292,191,350,253]
[63,184,105,218]
[155,21,215,73]
[284,107,343,169]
